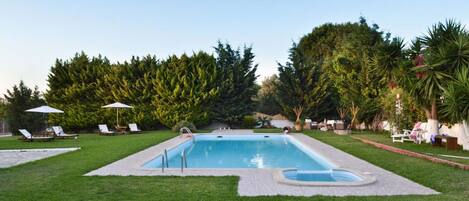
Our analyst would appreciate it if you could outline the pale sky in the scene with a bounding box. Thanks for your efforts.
[1,0,468,95]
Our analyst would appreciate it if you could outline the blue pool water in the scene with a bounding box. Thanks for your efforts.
[283,169,363,182]
[144,135,332,170]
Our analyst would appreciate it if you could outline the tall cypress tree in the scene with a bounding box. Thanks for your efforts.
[213,42,258,126]
[152,52,220,127]
[96,56,160,129]
[4,81,45,134]
[45,52,111,131]
[277,44,331,122]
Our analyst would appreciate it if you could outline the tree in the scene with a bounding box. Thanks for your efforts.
[152,52,220,127]
[45,52,111,131]
[96,56,161,129]
[441,68,469,124]
[212,42,258,126]
[405,20,469,138]
[277,44,331,122]
[4,81,45,134]
[294,18,389,124]
[256,75,281,115]
[372,36,405,88]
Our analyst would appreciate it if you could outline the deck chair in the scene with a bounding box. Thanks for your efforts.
[391,122,425,143]
[52,126,79,139]
[98,124,116,135]
[128,123,142,133]
[18,129,54,142]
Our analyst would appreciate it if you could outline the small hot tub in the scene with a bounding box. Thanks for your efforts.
[275,168,375,186]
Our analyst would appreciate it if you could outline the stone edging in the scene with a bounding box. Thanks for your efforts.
[352,136,469,170]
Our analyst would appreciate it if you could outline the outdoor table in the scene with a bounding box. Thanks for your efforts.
[433,135,459,150]
[115,125,127,134]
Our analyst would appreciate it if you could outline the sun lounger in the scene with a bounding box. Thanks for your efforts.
[128,123,142,133]
[391,122,425,143]
[18,129,54,142]
[52,126,78,139]
[98,124,116,135]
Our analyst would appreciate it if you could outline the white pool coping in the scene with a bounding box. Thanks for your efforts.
[85,133,439,197]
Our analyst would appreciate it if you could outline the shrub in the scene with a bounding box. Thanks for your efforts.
[171,120,197,133]
[242,115,257,128]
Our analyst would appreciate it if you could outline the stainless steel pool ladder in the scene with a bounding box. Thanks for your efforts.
[161,149,169,172]
[180,127,193,136]
[180,150,187,173]
[180,127,195,143]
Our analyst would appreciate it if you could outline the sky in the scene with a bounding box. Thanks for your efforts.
[1,0,468,95]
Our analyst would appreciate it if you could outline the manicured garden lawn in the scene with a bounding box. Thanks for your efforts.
[350,131,469,165]
[0,130,468,200]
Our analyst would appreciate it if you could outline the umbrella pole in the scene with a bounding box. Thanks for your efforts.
[117,108,119,127]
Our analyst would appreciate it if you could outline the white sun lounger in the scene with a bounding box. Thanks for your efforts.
[52,126,79,139]
[128,123,142,133]
[18,129,54,142]
[98,124,116,135]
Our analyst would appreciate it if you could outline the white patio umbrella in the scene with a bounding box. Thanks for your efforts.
[25,105,64,128]
[102,102,133,126]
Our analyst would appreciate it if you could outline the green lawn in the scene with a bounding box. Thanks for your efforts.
[0,130,468,200]
[349,131,469,165]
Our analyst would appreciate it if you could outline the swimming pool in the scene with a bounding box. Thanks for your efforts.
[144,135,333,170]
[143,134,368,184]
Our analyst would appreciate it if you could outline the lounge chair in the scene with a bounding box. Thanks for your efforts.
[18,129,54,142]
[128,123,142,133]
[98,124,116,135]
[52,126,79,139]
[391,122,425,143]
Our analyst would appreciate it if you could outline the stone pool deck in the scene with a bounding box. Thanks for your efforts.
[85,133,438,197]
[0,148,80,168]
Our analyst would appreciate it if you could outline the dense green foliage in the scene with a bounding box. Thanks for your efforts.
[153,52,220,127]
[45,43,258,130]
[46,53,111,131]
[256,75,281,115]
[277,44,331,121]
[380,88,424,131]
[96,56,160,129]
[277,18,398,125]
[441,68,469,124]
[398,20,469,133]
[213,42,258,126]
[3,81,45,134]
[0,98,6,120]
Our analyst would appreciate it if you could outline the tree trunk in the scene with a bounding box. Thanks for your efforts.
[461,121,469,151]
[424,100,439,143]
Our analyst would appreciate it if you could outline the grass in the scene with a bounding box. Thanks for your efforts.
[349,131,469,165]
[0,130,468,200]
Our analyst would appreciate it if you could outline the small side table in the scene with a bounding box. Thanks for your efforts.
[115,126,127,134]
[433,135,459,150]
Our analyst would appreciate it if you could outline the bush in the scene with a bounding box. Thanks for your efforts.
[171,120,197,133]
[242,115,257,128]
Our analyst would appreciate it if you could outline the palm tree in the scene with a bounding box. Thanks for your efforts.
[441,68,469,150]
[373,37,405,88]
[407,20,469,140]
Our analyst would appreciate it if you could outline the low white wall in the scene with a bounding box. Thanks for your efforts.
[271,120,294,128]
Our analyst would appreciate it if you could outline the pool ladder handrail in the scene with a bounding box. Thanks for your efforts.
[161,149,169,172]
[180,150,187,173]
[180,127,193,136]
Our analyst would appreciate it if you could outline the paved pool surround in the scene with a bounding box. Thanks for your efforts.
[0,147,80,168]
[85,133,439,197]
